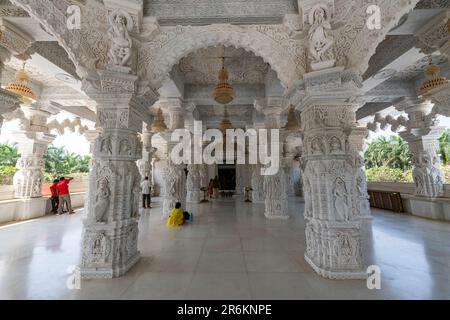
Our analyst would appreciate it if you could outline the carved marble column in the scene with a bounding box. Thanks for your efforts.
[137,124,155,180]
[295,67,368,279]
[256,98,289,219]
[251,164,265,203]
[157,99,187,217]
[162,154,186,218]
[263,163,289,219]
[402,129,445,198]
[187,164,202,203]
[396,98,446,198]
[12,105,55,198]
[78,70,147,279]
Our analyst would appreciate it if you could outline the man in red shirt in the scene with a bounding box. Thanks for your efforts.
[49,179,59,214]
[57,176,74,215]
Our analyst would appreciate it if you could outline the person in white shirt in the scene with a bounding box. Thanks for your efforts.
[141,177,151,209]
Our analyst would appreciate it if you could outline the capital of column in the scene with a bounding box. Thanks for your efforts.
[156,98,185,130]
[254,97,287,129]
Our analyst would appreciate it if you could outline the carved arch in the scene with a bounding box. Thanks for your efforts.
[334,0,421,75]
[10,0,109,77]
[138,24,306,91]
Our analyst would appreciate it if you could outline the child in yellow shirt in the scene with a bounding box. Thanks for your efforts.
[166,202,185,227]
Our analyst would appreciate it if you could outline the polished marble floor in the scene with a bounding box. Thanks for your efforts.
[0,198,449,300]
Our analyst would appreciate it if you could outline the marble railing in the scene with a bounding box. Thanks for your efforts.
[367,182,450,198]
[0,178,89,201]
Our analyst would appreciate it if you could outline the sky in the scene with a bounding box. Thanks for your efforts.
[0,111,92,156]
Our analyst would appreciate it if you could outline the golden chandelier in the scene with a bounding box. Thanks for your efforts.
[151,108,168,133]
[219,106,233,132]
[213,57,235,105]
[418,57,449,96]
[5,62,36,105]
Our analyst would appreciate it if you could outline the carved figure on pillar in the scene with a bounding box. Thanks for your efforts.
[108,9,134,68]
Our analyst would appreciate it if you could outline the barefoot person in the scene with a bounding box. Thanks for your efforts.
[166,202,185,228]
[57,176,74,215]
[141,176,151,209]
[49,179,59,214]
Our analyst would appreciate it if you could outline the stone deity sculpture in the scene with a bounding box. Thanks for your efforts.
[308,4,335,70]
[108,10,133,67]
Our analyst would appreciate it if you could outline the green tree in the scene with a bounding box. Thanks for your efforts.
[44,145,91,179]
[365,136,411,170]
[439,129,450,165]
[0,142,19,166]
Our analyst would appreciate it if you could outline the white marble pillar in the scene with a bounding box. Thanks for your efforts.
[400,129,445,198]
[296,67,368,279]
[156,99,187,217]
[187,164,202,203]
[162,152,186,218]
[251,164,265,203]
[78,70,146,279]
[137,124,155,180]
[12,105,55,199]
[396,99,446,198]
[256,98,289,219]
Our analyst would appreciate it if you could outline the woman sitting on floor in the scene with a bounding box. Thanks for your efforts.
[166,202,185,228]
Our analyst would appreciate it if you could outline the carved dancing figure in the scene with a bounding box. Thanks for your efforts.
[108,10,133,67]
[333,178,349,221]
[94,178,111,222]
[308,4,334,64]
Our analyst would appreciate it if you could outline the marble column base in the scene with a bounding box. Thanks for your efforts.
[187,190,202,203]
[304,253,366,280]
[78,252,141,279]
[304,220,366,279]
[264,199,289,220]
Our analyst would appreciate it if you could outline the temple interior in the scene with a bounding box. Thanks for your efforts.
[0,0,449,300]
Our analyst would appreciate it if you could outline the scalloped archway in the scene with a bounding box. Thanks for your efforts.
[138,24,306,91]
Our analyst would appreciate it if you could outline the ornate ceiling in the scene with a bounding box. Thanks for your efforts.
[176,46,270,85]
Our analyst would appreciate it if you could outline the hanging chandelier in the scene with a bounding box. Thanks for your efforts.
[213,57,235,105]
[284,106,300,131]
[5,61,36,105]
[151,108,168,133]
[418,57,449,96]
[219,106,233,132]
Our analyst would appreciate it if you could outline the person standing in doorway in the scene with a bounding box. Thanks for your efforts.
[208,179,214,199]
[57,176,74,215]
[213,175,220,199]
[49,179,59,214]
[141,176,151,209]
